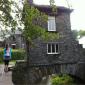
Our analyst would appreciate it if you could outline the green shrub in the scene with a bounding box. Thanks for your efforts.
[12,49,26,60]
[51,74,74,85]
[0,51,4,63]
[0,48,26,63]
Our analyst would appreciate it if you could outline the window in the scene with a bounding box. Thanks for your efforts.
[47,43,59,54]
[48,16,56,31]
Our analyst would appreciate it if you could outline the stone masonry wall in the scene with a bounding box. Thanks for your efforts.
[28,12,83,65]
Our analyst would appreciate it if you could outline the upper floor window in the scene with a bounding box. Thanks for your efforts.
[47,43,59,54]
[48,16,56,31]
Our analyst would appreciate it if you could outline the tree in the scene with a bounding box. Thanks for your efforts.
[21,0,59,61]
[78,30,85,38]
[72,30,85,39]
[0,0,12,25]
[21,1,59,83]
[22,0,58,41]
[49,0,57,12]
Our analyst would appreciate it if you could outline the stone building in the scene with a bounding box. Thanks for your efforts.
[29,5,78,64]
[28,1,85,67]
[5,30,25,49]
[12,0,85,85]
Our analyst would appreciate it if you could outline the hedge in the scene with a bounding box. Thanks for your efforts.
[0,49,26,63]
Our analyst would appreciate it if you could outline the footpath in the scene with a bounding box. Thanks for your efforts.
[0,62,14,85]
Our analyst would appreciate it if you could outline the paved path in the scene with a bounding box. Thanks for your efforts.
[0,63,14,85]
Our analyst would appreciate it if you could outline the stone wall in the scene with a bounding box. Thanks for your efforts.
[12,60,27,85]
[13,61,82,85]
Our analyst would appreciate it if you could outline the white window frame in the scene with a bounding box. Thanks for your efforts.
[48,16,56,31]
[47,43,59,54]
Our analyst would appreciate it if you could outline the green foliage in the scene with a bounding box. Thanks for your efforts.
[49,0,57,12]
[22,0,47,40]
[0,49,25,63]
[0,0,17,27]
[78,30,85,38]
[0,0,18,39]
[12,49,26,60]
[51,74,74,85]
[72,30,85,39]
[23,22,59,42]
[0,0,11,24]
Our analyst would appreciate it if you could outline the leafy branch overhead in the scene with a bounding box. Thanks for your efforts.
[0,0,17,27]
[0,0,18,39]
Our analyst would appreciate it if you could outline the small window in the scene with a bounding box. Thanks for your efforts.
[47,43,59,54]
[48,16,56,31]
[48,44,51,53]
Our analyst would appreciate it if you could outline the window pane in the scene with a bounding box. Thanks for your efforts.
[48,16,56,31]
[56,44,58,52]
[52,44,55,52]
[48,20,52,30]
[48,44,51,53]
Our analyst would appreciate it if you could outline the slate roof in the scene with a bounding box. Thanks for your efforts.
[34,4,73,13]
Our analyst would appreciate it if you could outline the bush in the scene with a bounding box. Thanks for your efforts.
[51,74,74,85]
[0,48,26,63]
[12,49,26,60]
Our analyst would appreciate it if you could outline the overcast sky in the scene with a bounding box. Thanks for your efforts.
[34,0,85,31]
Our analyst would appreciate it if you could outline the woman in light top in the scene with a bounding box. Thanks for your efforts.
[3,44,12,72]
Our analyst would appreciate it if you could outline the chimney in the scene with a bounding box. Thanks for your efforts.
[28,0,33,5]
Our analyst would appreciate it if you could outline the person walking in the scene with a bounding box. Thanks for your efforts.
[3,44,12,72]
